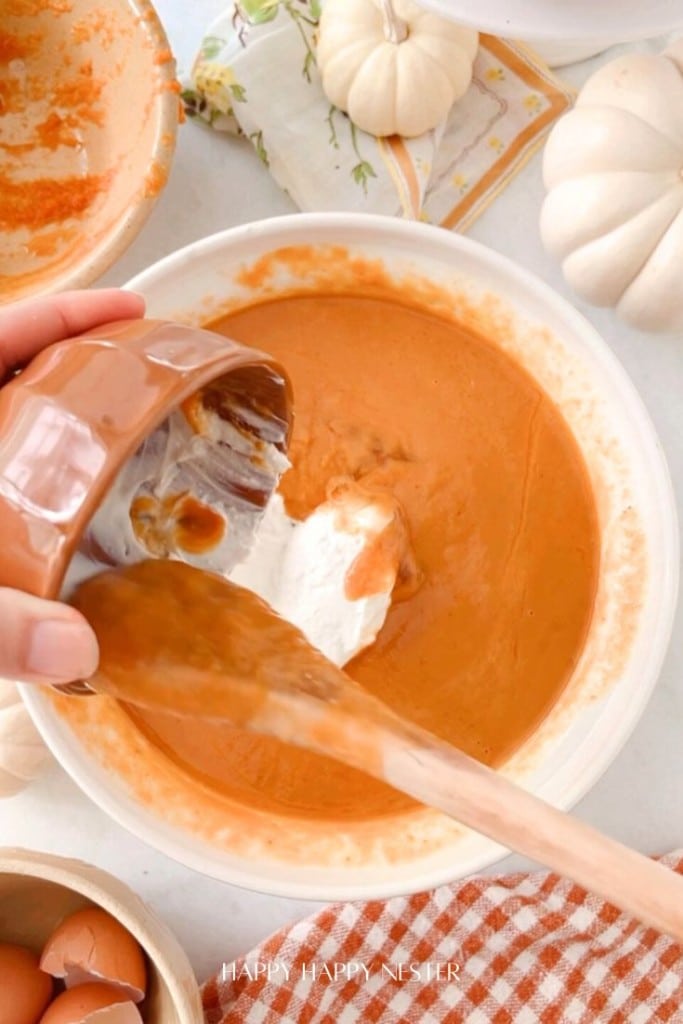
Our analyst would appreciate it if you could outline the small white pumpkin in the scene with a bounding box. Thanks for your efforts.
[0,681,51,797]
[541,40,683,332]
[316,0,478,139]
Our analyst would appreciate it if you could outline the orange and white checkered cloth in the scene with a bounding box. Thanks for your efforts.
[202,853,683,1023]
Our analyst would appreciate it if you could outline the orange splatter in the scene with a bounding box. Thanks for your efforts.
[0,145,30,157]
[4,0,71,13]
[0,172,107,230]
[0,75,24,115]
[52,60,104,124]
[143,159,168,198]
[154,48,173,65]
[71,10,115,47]
[26,226,77,257]
[161,79,181,94]
[0,30,40,61]
[36,111,81,149]
[0,90,84,151]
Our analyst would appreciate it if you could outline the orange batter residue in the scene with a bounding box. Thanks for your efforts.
[0,171,107,231]
[1,0,176,302]
[4,0,73,15]
[325,478,422,602]
[0,30,38,60]
[25,226,76,257]
[52,59,105,125]
[0,26,107,233]
[131,493,226,558]
[143,159,168,199]
[35,111,81,149]
[122,292,599,821]
[71,10,115,46]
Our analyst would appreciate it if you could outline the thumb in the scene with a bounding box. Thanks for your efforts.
[0,589,99,685]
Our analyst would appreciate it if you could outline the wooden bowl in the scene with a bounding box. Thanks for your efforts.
[0,0,179,303]
[0,847,203,1023]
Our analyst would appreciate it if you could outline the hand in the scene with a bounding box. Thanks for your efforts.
[0,289,145,684]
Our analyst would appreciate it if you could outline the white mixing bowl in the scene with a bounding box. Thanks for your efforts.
[22,214,678,900]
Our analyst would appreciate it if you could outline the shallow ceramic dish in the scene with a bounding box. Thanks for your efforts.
[0,0,178,304]
[418,0,683,42]
[0,847,203,1023]
[21,213,679,901]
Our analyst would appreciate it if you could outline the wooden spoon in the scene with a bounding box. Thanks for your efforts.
[72,559,683,941]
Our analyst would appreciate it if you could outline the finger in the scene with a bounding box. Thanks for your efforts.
[0,589,99,685]
[0,289,145,378]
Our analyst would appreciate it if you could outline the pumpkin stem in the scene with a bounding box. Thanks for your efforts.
[380,0,408,44]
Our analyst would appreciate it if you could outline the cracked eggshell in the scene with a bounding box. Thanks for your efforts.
[38,984,141,1024]
[0,849,202,1022]
[80,1005,143,1024]
[41,909,146,1003]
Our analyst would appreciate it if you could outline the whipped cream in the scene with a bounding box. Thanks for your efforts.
[230,488,403,666]
[72,402,412,667]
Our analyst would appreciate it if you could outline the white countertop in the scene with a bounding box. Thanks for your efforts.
[1,1,682,988]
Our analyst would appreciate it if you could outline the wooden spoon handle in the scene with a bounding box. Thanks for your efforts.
[263,680,683,942]
[376,723,683,942]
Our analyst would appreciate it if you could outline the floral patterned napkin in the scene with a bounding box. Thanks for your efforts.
[182,1,574,230]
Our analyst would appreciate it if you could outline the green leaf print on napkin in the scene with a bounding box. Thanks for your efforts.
[186,0,377,195]
[327,106,378,194]
[200,35,226,60]
[239,0,280,24]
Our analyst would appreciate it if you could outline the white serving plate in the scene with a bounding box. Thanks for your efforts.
[417,0,683,43]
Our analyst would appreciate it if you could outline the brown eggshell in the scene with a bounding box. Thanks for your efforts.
[40,908,146,1002]
[38,984,140,1024]
[0,942,53,1024]
[80,1006,143,1024]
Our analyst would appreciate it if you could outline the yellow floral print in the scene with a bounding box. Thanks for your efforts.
[194,61,246,116]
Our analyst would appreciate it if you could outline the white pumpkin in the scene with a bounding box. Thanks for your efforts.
[316,0,478,139]
[541,41,683,333]
[0,682,51,797]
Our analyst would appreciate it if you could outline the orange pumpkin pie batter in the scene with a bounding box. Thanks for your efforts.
[121,292,599,820]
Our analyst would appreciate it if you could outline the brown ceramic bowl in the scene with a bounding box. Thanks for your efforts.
[0,318,291,599]
[0,0,179,303]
